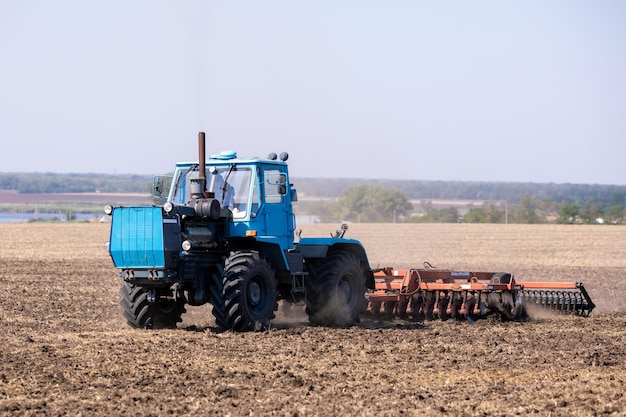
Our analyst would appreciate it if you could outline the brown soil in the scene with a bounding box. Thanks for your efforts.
[1,223,625,416]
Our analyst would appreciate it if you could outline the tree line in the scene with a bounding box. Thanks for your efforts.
[0,173,153,194]
[1,173,624,224]
[296,184,625,225]
[295,177,626,211]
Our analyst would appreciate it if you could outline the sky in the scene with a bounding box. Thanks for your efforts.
[1,1,625,185]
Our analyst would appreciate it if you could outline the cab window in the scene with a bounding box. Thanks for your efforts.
[264,170,287,204]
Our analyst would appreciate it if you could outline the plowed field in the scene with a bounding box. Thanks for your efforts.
[1,223,625,416]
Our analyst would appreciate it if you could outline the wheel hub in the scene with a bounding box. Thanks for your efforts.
[249,281,262,306]
[339,280,352,303]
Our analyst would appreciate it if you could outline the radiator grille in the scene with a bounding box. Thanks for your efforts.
[109,207,165,268]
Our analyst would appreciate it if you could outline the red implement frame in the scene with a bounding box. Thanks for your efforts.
[367,267,594,320]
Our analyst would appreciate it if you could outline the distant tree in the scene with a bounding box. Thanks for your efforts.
[606,205,625,224]
[338,184,413,222]
[462,202,505,224]
[579,202,604,224]
[463,208,488,223]
[513,196,543,224]
[556,202,580,224]
[484,203,506,223]
[410,206,459,223]
[431,207,460,223]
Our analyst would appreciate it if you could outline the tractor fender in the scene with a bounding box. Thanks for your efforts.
[296,237,374,289]
[229,236,290,272]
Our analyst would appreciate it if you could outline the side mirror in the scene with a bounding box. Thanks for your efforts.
[152,176,172,199]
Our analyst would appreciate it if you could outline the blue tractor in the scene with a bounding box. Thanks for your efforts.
[105,132,374,331]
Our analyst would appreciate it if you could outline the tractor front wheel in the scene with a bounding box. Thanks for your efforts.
[223,250,278,331]
[208,264,229,331]
[120,283,186,329]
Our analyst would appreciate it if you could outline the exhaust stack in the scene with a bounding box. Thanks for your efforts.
[190,131,207,199]
[198,131,206,182]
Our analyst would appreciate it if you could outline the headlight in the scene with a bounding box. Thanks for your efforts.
[163,201,174,214]
[181,240,192,251]
[104,204,113,215]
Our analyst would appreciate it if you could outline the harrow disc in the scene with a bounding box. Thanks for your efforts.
[521,287,594,317]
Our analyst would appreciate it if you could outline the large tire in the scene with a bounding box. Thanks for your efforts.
[305,251,367,327]
[207,264,229,331]
[120,283,186,329]
[223,250,278,331]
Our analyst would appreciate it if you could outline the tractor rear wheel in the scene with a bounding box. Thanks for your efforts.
[223,250,278,331]
[120,283,186,329]
[305,251,366,327]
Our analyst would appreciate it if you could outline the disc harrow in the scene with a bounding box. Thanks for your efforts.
[365,264,594,322]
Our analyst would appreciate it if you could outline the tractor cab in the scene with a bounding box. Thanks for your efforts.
[153,150,298,251]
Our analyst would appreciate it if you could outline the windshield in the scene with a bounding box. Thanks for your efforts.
[209,167,251,209]
[171,165,255,219]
